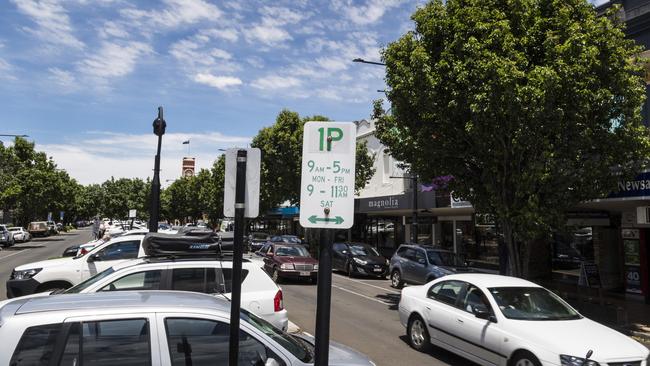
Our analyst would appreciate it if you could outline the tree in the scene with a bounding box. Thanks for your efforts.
[374,0,650,276]
[252,110,376,211]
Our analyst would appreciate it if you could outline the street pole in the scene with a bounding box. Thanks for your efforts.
[314,227,333,366]
[149,106,166,233]
[412,175,418,243]
[228,149,247,366]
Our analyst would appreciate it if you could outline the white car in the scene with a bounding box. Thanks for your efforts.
[0,291,375,366]
[398,274,649,366]
[8,227,30,242]
[7,234,146,297]
[56,257,289,330]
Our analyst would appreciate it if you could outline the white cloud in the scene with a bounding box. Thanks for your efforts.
[193,73,242,90]
[78,41,152,80]
[202,28,239,42]
[246,25,292,46]
[210,48,232,60]
[316,57,348,72]
[251,75,301,90]
[259,6,307,26]
[40,131,251,185]
[332,0,404,25]
[48,67,75,88]
[97,20,130,39]
[120,0,221,30]
[11,0,84,49]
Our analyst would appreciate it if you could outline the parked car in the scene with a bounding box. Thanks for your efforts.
[27,221,49,237]
[0,225,15,248]
[8,227,30,242]
[61,228,149,258]
[332,242,389,278]
[389,244,468,288]
[0,291,376,366]
[7,234,146,297]
[398,273,649,366]
[248,232,270,251]
[261,243,318,283]
[46,220,58,235]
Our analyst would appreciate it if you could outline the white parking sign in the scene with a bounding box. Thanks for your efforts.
[299,122,356,229]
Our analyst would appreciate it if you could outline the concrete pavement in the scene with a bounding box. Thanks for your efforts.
[0,228,91,300]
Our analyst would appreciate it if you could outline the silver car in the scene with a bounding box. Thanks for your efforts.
[0,291,376,366]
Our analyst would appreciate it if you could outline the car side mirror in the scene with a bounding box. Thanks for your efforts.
[88,253,101,262]
[472,305,491,320]
[417,258,426,265]
[265,358,281,366]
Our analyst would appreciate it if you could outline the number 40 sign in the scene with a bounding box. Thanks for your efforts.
[299,122,356,229]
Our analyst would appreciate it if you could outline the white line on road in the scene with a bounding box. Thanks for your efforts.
[331,284,392,306]
[333,273,401,294]
[0,249,31,262]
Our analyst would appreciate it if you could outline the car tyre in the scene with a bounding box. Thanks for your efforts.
[407,315,431,352]
[271,268,282,283]
[390,270,404,289]
[511,351,542,366]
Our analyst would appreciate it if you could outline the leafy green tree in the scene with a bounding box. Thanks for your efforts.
[374,0,650,276]
[252,110,376,211]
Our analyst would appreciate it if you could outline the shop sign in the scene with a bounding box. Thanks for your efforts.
[450,192,472,208]
[578,262,601,288]
[609,171,650,198]
[622,228,640,240]
[625,265,643,294]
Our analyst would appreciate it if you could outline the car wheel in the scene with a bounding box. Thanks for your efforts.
[391,270,404,289]
[407,315,431,352]
[271,268,281,283]
[511,351,542,366]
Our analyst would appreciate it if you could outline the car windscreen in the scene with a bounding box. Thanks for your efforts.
[240,309,312,362]
[282,236,301,243]
[251,233,268,240]
[275,246,309,257]
[488,287,582,320]
[427,250,464,266]
[350,245,379,257]
[64,267,116,294]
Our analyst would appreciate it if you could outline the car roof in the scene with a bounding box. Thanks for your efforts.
[111,257,255,271]
[441,273,539,288]
[399,244,453,253]
[5,291,228,316]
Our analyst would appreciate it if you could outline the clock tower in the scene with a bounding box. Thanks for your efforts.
[182,157,195,177]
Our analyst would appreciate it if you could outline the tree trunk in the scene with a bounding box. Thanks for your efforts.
[502,219,522,277]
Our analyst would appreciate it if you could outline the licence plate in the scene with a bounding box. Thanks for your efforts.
[300,271,310,276]
[373,268,383,272]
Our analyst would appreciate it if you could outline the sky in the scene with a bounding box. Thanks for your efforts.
[0,0,606,186]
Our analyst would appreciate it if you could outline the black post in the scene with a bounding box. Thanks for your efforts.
[412,175,418,243]
[149,106,166,233]
[314,228,333,366]
[228,149,247,366]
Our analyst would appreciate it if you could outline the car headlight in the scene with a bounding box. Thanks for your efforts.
[314,264,318,270]
[560,355,600,366]
[280,263,294,270]
[0,235,5,240]
[353,258,368,265]
[385,259,389,265]
[11,268,43,280]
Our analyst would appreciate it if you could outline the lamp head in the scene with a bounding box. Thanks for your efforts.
[153,106,166,136]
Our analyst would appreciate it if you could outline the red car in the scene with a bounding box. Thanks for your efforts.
[261,243,318,284]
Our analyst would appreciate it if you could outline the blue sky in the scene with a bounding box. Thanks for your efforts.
[0,0,606,185]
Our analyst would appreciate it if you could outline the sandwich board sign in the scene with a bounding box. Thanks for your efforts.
[299,122,356,229]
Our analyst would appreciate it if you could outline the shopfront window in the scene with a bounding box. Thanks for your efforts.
[551,227,593,271]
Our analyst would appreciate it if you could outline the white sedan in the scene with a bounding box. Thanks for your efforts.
[8,227,30,242]
[398,274,649,366]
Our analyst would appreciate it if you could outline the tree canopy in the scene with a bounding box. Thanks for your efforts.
[374,0,650,276]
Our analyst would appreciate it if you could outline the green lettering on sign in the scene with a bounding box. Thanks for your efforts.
[317,127,344,151]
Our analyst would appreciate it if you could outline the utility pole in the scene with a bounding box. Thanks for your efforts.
[149,106,166,233]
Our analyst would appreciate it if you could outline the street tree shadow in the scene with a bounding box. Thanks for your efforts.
[5,245,46,250]
[398,335,479,366]
[376,293,400,311]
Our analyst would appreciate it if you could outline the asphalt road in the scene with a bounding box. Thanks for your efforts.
[0,227,92,300]
[281,272,476,366]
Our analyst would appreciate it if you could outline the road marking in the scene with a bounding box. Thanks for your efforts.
[331,284,392,305]
[333,273,401,294]
[0,249,31,262]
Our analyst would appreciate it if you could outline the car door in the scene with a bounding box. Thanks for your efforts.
[262,244,275,272]
[82,240,141,280]
[454,283,505,366]
[411,249,430,284]
[157,314,289,366]
[332,243,347,270]
[423,280,467,350]
[400,248,417,283]
[95,269,164,292]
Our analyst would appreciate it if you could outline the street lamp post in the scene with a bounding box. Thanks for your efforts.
[149,107,166,233]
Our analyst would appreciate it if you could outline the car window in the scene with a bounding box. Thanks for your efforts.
[461,285,492,314]
[96,240,140,261]
[10,323,62,366]
[99,270,162,292]
[275,246,309,257]
[396,246,408,257]
[414,250,426,263]
[60,318,151,366]
[350,245,380,257]
[164,317,285,366]
[489,287,581,320]
[333,243,347,252]
[171,268,248,294]
[271,236,282,242]
[427,280,464,306]
[403,248,417,261]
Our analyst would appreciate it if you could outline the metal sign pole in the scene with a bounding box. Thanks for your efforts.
[228,149,247,366]
[314,228,333,366]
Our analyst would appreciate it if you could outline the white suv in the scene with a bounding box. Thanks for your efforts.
[60,257,288,330]
[0,291,375,366]
[7,234,146,297]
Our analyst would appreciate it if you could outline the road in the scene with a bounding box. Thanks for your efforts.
[282,272,474,366]
[0,227,91,300]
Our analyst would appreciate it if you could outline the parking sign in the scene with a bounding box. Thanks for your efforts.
[299,122,356,229]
